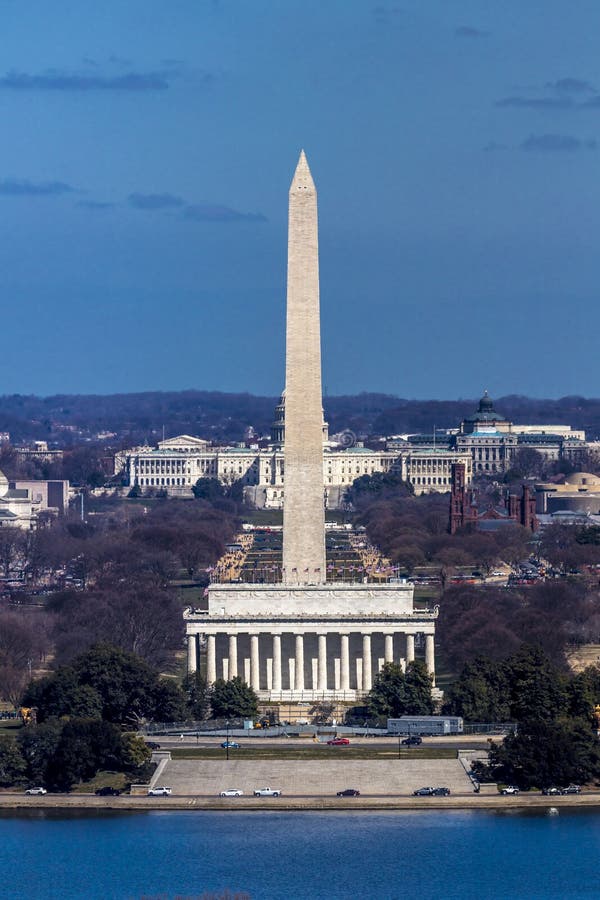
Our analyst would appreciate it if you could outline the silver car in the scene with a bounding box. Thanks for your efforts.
[219,789,244,797]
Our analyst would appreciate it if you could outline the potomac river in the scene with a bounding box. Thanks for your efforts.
[1,808,600,899]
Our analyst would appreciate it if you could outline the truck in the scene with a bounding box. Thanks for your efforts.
[253,787,282,797]
[387,716,463,736]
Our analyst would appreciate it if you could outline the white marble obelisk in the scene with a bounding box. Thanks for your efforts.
[282,151,326,584]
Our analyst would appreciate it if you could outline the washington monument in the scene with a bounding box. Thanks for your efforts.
[282,150,326,585]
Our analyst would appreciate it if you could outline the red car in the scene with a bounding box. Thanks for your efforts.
[327,737,350,746]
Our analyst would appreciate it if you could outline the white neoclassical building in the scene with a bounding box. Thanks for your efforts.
[184,582,437,701]
[119,436,471,506]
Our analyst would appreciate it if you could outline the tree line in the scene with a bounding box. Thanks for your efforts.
[444,645,600,789]
[0,497,239,704]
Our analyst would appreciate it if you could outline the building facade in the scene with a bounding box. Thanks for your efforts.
[120,439,472,506]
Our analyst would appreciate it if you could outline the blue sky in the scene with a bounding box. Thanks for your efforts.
[1,0,600,399]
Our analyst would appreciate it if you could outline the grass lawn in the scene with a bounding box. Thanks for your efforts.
[171,746,457,761]
[70,771,128,794]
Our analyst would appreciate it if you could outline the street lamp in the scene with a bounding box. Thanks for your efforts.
[226,720,230,761]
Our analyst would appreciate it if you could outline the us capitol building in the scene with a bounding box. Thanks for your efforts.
[183,151,438,704]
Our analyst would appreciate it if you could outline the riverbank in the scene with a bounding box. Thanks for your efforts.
[2,791,600,812]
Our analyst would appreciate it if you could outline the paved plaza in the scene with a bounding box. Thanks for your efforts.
[157,758,473,797]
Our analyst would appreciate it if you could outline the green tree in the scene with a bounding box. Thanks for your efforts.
[567,665,600,722]
[121,732,152,770]
[73,644,182,723]
[17,720,62,785]
[507,645,567,722]
[443,657,511,722]
[45,719,125,791]
[210,676,258,719]
[490,718,600,790]
[182,671,211,720]
[22,645,188,726]
[148,679,188,724]
[0,736,26,786]
[192,478,225,502]
[22,669,103,723]
[367,661,434,719]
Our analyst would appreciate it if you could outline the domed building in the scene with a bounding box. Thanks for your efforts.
[460,391,513,435]
[535,472,600,514]
[456,392,518,475]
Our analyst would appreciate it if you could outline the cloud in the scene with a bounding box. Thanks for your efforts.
[0,70,170,91]
[455,26,488,38]
[108,54,133,67]
[483,141,508,153]
[183,204,267,223]
[372,5,403,25]
[76,200,115,210]
[128,192,184,210]
[0,178,76,196]
[496,78,598,110]
[520,133,597,152]
[546,77,596,94]
[496,96,574,109]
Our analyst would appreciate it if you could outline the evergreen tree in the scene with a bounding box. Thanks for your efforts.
[367,661,433,719]
[0,736,26,786]
[490,718,600,789]
[182,671,211,720]
[507,645,567,722]
[210,676,258,719]
[443,656,511,722]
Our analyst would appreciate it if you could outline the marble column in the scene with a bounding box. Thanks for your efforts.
[317,634,327,691]
[425,633,435,683]
[406,633,415,664]
[250,634,260,691]
[272,634,282,692]
[362,633,372,692]
[340,634,350,692]
[187,634,197,674]
[384,633,394,665]
[294,633,305,692]
[228,634,238,679]
[206,634,217,684]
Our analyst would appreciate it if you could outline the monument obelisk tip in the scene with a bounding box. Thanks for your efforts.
[291,149,315,191]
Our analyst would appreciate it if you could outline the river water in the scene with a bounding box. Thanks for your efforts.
[2,808,599,899]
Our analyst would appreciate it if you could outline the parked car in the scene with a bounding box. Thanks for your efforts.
[327,737,350,746]
[219,789,243,797]
[148,787,172,796]
[95,786,121,796]
[220,741,240,749]
[401,736,422,746]
[145,741,161,751]
[336,789,360,797]
[562,785,581,795]
[432,787,451,796]
[413,787,434,796]
[542,787,562,796]
[25,787,47,795]
[253,787,281,797]
[501,786,520,795]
